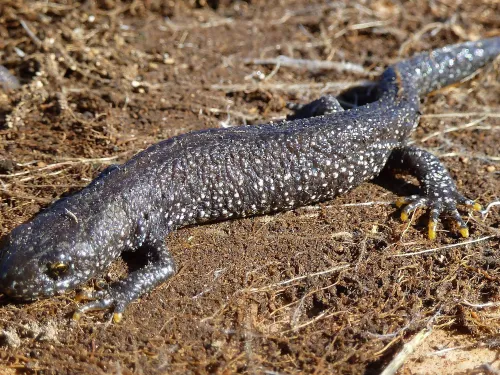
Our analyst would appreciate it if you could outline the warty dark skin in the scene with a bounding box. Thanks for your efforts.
[0,37,499,322]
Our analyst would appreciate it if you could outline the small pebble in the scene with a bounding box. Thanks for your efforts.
[0,65,20,92]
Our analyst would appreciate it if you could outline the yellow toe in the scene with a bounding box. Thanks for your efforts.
[459,227,469,238]
[395,198,406,208]
[72,311,82,321]
[113,313,123,323]
[472,203,482,211]
[428,221,437,240]
[74,290,90,302]
[401,212,409,222]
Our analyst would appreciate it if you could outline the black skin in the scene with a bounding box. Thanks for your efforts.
[0,37,498,322]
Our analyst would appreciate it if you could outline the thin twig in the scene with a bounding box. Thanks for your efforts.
[461,300,500,309]
[340,201,392,207]
[20,19,43,47]
[366,320,412,340]
[391,235,496,257]
[210,81,368,93]
[243,56,368,75]
[164,17,234,31]
[0,189,52,204]
[421,112,500,119]
[429,346,467,356]
[398,22,447,56]
[380,328,432,375]
[302,200,392,210]
[64,208,79,223]
[481,201,500,217]
[419,116,488,142]
[334,20,390,38]
[246,264,350,292]
[437,151,500,162]
[0,156,123,179]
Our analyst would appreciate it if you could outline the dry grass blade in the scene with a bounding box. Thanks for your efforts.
[392,236,496,257]
[246,264,350,293]
[380,329,432,375]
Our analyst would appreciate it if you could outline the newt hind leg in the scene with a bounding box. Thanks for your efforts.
[387,145,481,239]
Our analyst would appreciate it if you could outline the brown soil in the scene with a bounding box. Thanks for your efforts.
[0,1,499,374]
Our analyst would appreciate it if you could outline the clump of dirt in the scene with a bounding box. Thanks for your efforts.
[0,0,499,374]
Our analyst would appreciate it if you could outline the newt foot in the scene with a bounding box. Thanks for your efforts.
[395,195,481,240]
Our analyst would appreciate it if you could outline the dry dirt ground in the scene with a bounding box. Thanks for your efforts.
[0,1,499,374]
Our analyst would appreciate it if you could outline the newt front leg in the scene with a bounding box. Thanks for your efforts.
[73,239,177,322]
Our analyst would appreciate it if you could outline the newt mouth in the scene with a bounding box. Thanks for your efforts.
[1,286,39,300]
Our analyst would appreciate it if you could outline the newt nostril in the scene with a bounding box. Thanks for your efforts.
[3,288,15,296]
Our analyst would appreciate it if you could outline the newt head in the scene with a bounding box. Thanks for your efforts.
[0,208,99,301]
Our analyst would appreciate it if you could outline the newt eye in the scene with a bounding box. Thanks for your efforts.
[47,262,69,279]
